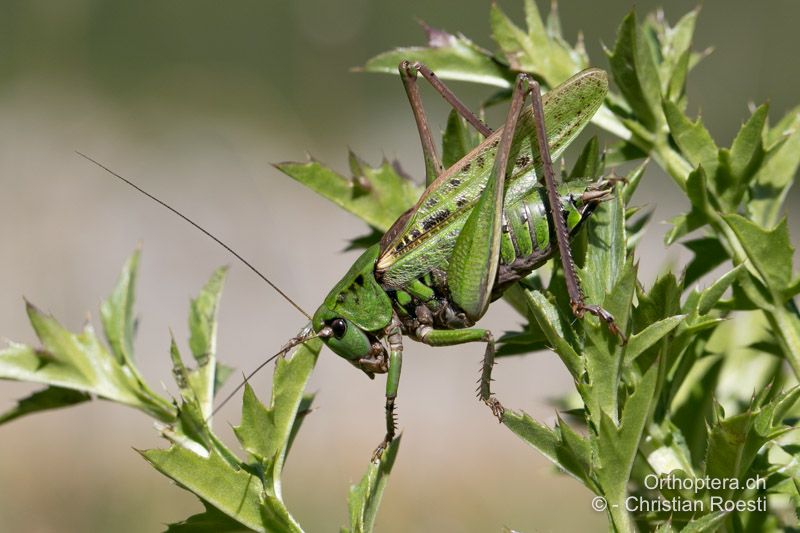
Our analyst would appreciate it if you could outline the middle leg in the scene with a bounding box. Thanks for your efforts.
[416,326,503,420]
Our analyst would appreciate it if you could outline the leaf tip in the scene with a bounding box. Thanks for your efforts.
[416,18,454,49]
[24,298,42,316]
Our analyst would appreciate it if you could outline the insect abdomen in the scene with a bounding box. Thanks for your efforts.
[500,188,548,264]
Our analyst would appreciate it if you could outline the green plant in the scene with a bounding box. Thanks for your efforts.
[2,2,800,531]
[0,250,398,532]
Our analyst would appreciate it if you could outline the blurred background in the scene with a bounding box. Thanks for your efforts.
[1,1,798,531]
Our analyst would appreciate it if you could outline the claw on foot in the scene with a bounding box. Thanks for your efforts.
[572,302,627,346]
[371,438,390,463]
[484,396,505,421]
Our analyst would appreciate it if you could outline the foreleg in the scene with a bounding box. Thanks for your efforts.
[372,315,404,461]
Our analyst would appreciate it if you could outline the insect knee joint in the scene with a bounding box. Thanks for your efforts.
[416,325,433,342]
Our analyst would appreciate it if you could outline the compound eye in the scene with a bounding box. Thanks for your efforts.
[330,318,347,339]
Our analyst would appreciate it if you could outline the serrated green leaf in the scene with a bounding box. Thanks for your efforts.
[748,112,800,227]
[786,276,800,301]
[441,109,482,170]
[141,446,279,533]
[724,271,773,312]
[234,336,321,505]
[554,415,596,489]
[621,158,648,206]
[234,384,275,464]
[610,362,658,460]
[189,267,227,365]
[685,164,711,212]
[701,386,798,502]
[214,362,234,397]
[362,24,512,88]
[275,155,421,232]
[602,259,637,334]
[729,103,768,182]
[582,189,626,304]
[663,101,719,179]
[490,0,578,87]
[164,502,252,533]
[170,336,191,394]
[625,315,685,364]
[344,437,400,533]
[187,267,228,417]
[26,302,100,384]
[0,253,183,424]
[626,209,652,252]
[645,420,696,477]
[671,356,723,466]
[608,11,662,129]
[605,140,648,166]
[544,0,562,39]
[166,395,216,457]
[665,166,710,244]
[771,385,800,427]
[595,363,658,526]
[0,340,89,390]
[522,290,582,378]
[723,215,794,297]
[0,386,90,425]
[0,304,173,421]
[696,265,744,316]
[666,48,690,104]
[568,136,601,181]
[100,248,140,367]
[495,328,548,357]
[582,262,636,427]
[502,410,560,468]
[636,272,682,328]
[656,8,699,101]
[681,237,729,287]
[155,336,322,532]
[714,105,769,209]
[765,104,800,150]
[233,387,315,473]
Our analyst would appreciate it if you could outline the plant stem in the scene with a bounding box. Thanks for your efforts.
[767,303,800,377]
[607,492,635,533]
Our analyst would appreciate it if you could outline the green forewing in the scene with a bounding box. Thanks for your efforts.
[324,244,393,332]
[376,68,608,288]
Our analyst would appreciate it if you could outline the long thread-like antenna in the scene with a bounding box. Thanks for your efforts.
[209,327,329,418]
[76,151,311,320]
[210,348,284,418]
